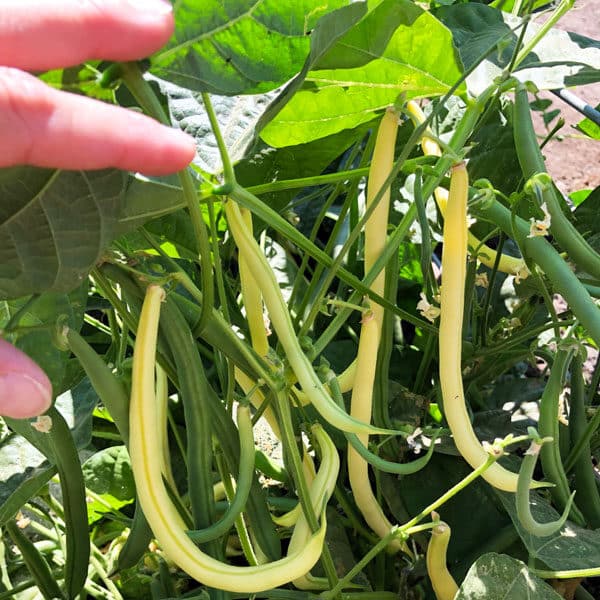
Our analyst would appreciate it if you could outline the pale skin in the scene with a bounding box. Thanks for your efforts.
[0,0,196,419]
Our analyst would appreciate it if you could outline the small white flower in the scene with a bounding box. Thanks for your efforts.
[417,292,441,322]
[474,272,489,288]
[528,202,551,238]
[31,415,53,433]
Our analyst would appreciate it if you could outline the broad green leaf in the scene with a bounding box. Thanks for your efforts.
[456,553,562,599]
[497,490,600,571]
[0,167,193,299]
[82,446,135,524]
[438,4,600,94]
[261,0,466,146]
[151,0,348,95]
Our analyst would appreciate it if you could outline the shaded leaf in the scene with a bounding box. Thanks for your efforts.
[497,490,600,571]
[151,0,347,95]
[0,434,55,525]
[151,76,277,174]
[573,185,600,253]
[82,446,135,523]
[0,284,88,394]
[456,553,562,599]
[261,0,466,146]
[0,166,195,299]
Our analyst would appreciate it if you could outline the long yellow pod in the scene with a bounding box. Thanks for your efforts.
[348,108,405,552]
[426,516,459,600]
[288,425,340,590]
[406,101,526,277]
[129,285,327,593]
[440,165,525,492]
[239,207,270,357]
[225,200,394,436]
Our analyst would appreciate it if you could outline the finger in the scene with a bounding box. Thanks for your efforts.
[0,339,52,419]
[0,68,196,176]
[0,0,174,71]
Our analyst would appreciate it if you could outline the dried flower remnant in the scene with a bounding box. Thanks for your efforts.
[474,272,489,288]
[31,415,53,433]
[417,292,441,322]
[528,202,551,238]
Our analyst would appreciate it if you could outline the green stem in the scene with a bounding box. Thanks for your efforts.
[513,0,575,69]
[202,93,236,185]
[120,62,214,333]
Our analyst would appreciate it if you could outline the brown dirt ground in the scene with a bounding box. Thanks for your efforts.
[530,0,600,195]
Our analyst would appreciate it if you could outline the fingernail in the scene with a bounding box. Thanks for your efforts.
[0,372,52,419]
[126,0,173,15]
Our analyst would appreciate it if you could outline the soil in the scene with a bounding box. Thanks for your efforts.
[529,0,600,195]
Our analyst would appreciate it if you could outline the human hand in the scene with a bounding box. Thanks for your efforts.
[0,0,196,419]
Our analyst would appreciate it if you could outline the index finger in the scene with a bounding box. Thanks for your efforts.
[0,0,175,71]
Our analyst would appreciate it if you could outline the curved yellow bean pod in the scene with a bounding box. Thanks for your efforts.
[288,425,340,590]
[406,101,526,277]
[129,285,327,593]
[225,200,394,436]
[426,516,459,600]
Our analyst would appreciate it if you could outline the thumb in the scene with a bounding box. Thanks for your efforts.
[0,339,52,419]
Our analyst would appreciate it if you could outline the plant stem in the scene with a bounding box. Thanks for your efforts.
[120,61,214,333]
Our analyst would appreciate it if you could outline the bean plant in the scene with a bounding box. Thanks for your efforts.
[1,0,600,599]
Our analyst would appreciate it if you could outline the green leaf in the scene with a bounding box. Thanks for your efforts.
[261,0,466,146]
[438,4,600,94]
[456,553,562,599]
[151,0,347,95]
[82,446,135,524]
[573,185,600,253]
[0,284,88,394]
[0,433,56,525]
[0,167,193,299]
[497,490,600,571]
[575,104,600,140]
[236,123,371,214]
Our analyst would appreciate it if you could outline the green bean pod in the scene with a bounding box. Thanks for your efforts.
[514,83,600,278]
[117,500,153,570]
[472,200,600,348]
[129,285,327,592]
[5,519,64,600]
[538,350,585,524]
[66,328,130,444]
[570,354,600,528]
[100,264,281,560]
[517,437,574,537]
[156,298,218,556]
[187,405,255,543]
[45,406,90,599]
